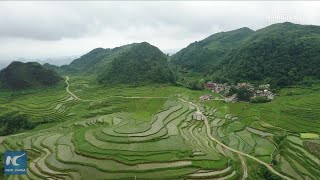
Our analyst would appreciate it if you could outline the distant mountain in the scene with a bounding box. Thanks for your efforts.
[219,22,320,86]
[0,61,62,89]
[37,56,79,66]
[170,27,254,73]
[98,42,175,85]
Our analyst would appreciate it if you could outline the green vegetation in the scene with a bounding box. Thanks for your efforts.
[0,61,62,89]
[49,42,175,85]
[250,96,270,103]
[219,22,320,86]
[304,141,320,160]
[171,27,254,73]
[0,73,319,179]
[1,22,320,179]
[300,133,319,139]
[236,87,253,101]
[0,152,4,179]
[172,22,320,87]
[98,42,174,85]
[0,76,236,179]
[187,80,205,90]
[0,112,37,135]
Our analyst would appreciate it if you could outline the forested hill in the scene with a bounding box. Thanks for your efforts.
[98,42,175,85]
[218,22,320,86]
[68,44,134,74]
[171,22,320,86]
[0,61,62,89]
[170,27,254,73]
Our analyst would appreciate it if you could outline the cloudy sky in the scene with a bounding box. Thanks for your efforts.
[0,1,320,65]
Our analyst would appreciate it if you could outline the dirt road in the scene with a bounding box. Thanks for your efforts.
[178,98,292,180]
[65,76,168,101]
[65,76,82,101]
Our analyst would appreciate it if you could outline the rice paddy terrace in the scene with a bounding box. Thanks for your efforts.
[0,76,319,179]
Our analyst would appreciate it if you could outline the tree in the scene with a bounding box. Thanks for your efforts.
[0,152,4,178]
[257,165,281,180]
[188,80,204,90]
[0,112,37,136]
[250,96,270,103]
[236,87,253,101]
[226,86,237,96]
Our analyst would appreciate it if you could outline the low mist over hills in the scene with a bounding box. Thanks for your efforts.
[0,61,62,89]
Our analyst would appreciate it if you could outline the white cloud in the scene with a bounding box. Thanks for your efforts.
[0,1,319,63]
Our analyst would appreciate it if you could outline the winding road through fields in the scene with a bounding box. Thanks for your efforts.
[65,76,168,101]
[178,98,292,180]
[64,76,291,179]
[65,76,82,101]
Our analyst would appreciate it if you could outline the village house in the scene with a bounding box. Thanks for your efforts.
[206,82,227,93]
[200,94,213,101]
[259,84,270,89]
[224,94,237,103]
[237,82,254,91]
[193,111,205,120]
[205,82,275,102]
[254,89,275,100]
[206,82,214,89]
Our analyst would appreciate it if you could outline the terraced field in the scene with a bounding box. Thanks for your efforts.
[0,77,319,179]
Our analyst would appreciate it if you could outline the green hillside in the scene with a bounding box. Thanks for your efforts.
[98,42,175,85]
[218,22,320,86]
[69,44,134,74]
[170,27,254,73]
[0,61,62,89]
[172,22,320,86]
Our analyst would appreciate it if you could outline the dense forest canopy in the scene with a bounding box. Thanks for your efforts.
[219,22,320,86]
[0,61,62,89]
[98,42,175,85]
[172,22,320,87]
[170,27,254,73]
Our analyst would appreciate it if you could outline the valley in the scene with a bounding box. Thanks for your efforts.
[1,74,319,179]
[1,22,320,179]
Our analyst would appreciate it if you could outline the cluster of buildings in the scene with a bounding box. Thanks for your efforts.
[206,82,228,93]
[254,89,275,100]
[203,82,275,103]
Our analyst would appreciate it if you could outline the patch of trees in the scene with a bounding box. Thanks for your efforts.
[250,96,270,103]
[98,42,174,85]
[236,87,253,101]
[0,112,39,135]
[0,152,4,178]
[170,27,254,74]
[187,80,204,90]
[172,23,320,87]
[219,23,320,87]
[226,86,237,96]
[0,61,62,89]
[257,165,281,180]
